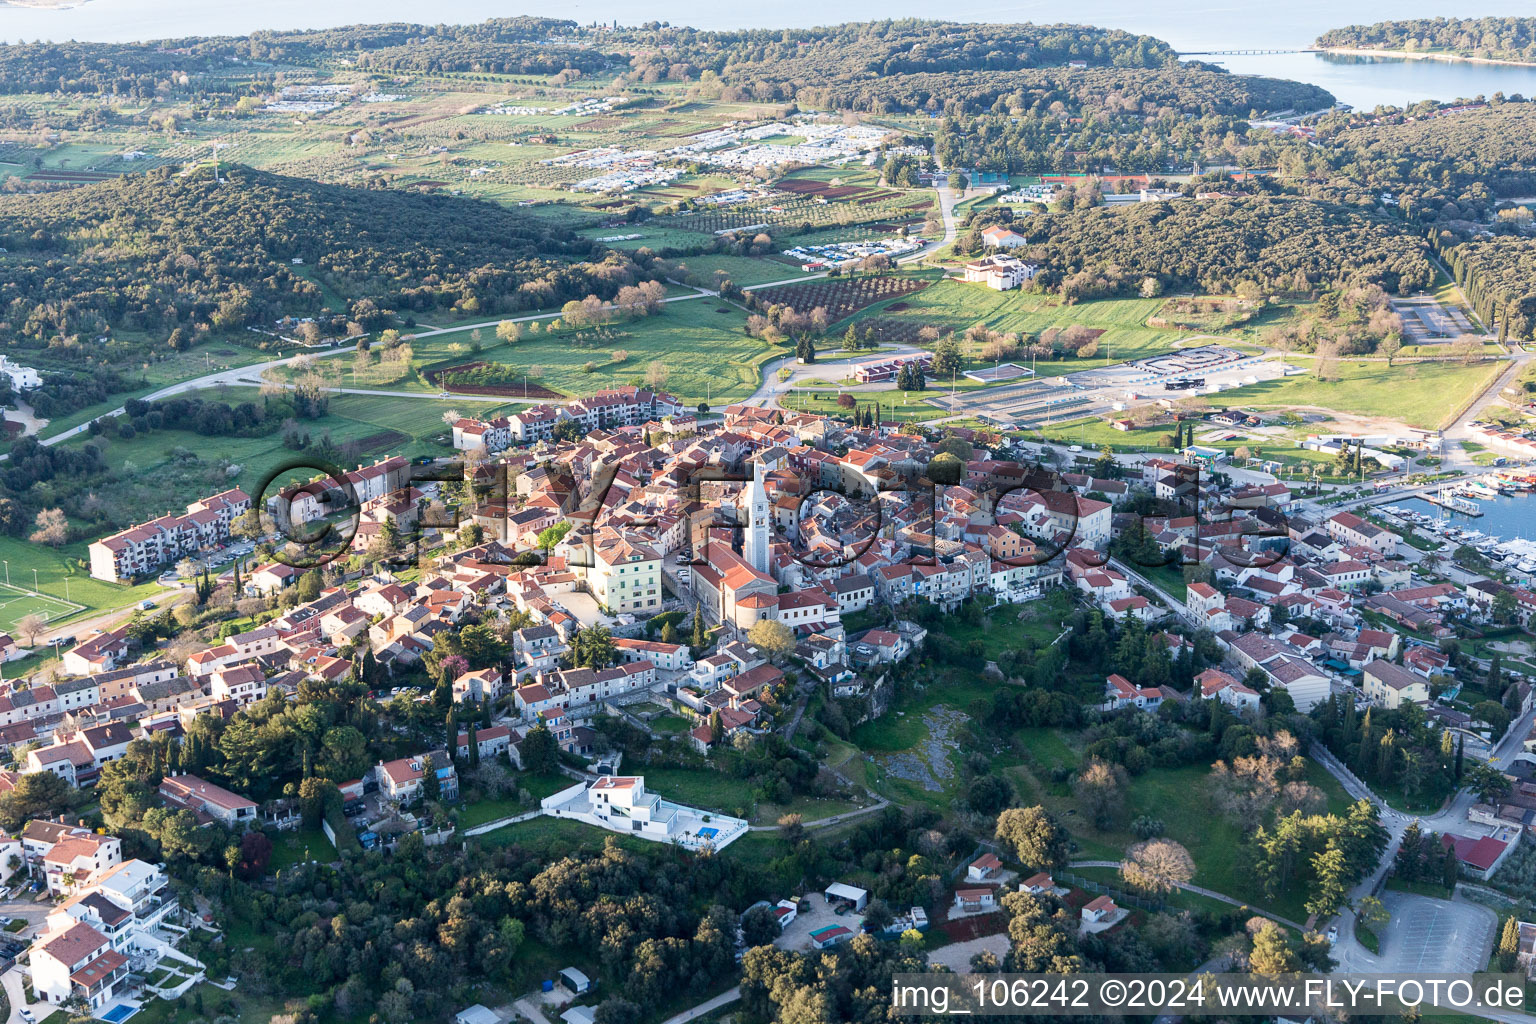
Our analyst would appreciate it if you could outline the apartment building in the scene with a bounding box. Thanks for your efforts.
[87,488,251,583]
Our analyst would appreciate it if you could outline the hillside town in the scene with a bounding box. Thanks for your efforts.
[9,6,1536,1022]
[0,366,1535,1017]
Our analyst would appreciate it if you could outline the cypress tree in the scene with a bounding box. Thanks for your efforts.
[467,720,479,770]
[1501,916,1521,955]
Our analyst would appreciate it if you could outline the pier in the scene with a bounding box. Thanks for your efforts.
[1178,49,1318,56]
[1424,481,1484,516]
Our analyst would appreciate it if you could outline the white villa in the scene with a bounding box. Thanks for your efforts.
[541,775,747,850]
[962,254,1037,291]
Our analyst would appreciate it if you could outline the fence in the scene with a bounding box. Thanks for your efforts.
[1057,869,1165,913]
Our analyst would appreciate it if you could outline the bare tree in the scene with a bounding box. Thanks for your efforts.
[1120,838,1196,894]
[29,508,68,548]
[646,361,670,388]
[15,613,46,646]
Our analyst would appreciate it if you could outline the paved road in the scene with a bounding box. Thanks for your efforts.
[0,289,719,461]
[745,795,890,833]
[658,985,741,1024]
[1,965,26,1024]
[1315,702,1536,980]
[897,185,963,264]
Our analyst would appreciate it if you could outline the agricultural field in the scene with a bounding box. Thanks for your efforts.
[664,253,810,287]
[748,273,937,324]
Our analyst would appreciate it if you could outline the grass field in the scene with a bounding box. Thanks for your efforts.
[1012,757,1353,922]
[267,826,331,873]
[0,582,83,635]
[666,253,806,287]
[0,535,163,635]
[850,282,1185,376]
[575,225,717,251]
[65,389,491,527]
[331,299,778,405]
[1214,359,1505,430]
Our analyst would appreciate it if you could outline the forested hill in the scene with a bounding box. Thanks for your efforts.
[1317,103,1536,215]
[0,18,1331,115]
[1008,198,1435,298]
[0,166,642,345]
[1317,16,1536,63]
[0,19,1176,99]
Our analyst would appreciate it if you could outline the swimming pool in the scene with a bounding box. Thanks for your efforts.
[697,827,719,840]
[98,1004,139,1023]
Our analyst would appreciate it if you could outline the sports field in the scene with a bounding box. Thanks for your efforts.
[0,581,83,636]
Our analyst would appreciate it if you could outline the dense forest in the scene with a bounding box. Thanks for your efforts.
[0,41,256,99]
[1000,197,1434,298]
[793,62,1332,118]
[1315,101,1536,214]
[0,166,646,353]
[1317,16,1536,63]
[1440,236,1536,342]
[0,18,600,97]
[931,103,1295,176]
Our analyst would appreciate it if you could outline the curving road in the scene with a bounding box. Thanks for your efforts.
[1065,861,1306,930]
[897,184,964,265]
[1,287,719,461]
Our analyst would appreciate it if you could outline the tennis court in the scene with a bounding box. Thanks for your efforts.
[0,582,83,635]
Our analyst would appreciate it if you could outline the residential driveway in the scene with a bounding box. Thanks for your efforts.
[2,964,32,1024]
[1374,892,1495,974]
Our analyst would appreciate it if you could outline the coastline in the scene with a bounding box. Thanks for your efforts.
[1317,46,1536,70]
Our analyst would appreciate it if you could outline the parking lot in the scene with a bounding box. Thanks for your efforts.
[1374,892,1495,973]
[773,894,866,952]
